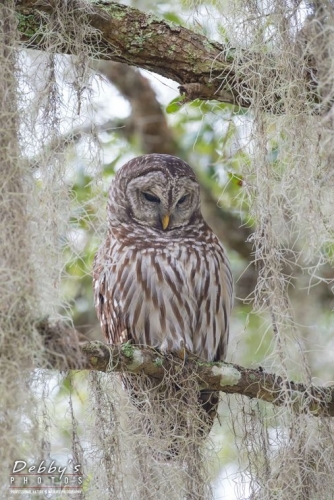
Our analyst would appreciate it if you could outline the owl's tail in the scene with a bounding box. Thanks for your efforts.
[123,373,219,460]
[159,389,219,459]
[198,390,220,432]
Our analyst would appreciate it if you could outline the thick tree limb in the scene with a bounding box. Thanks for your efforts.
[13,0,274,107]
[40,316,334,417]
[15,1,325,110]
[92,60,177,155]
[79,342,334,417]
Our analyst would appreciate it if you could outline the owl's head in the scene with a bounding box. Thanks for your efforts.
[108,154,202,231]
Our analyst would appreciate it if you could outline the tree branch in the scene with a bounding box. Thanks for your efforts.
[80,342,334,417]
[92,60,177,154]
[39,319,334,417]
[13,0,285,108]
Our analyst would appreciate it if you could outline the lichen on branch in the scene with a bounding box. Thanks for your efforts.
[12,0,276,107]
[14,1,324,110]
[76,341,333,417]
[35,317,334,417]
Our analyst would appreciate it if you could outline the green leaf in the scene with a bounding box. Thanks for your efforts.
[166,96,185,114]
[163,11,183,25]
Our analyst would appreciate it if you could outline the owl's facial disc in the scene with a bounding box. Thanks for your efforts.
[126,171,200,231]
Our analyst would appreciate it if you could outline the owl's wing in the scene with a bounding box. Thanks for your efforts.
[191,233,233,362]
[93,252,129,345]
[212,248,233,362]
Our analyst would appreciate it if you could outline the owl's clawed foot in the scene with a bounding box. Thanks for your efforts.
[157,345,189,365]
[174,347,188,362]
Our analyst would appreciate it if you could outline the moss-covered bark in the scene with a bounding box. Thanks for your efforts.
[15,0,243,105]
[76,341,334,417]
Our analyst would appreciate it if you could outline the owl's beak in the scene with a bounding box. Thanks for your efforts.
[161,214,170,230]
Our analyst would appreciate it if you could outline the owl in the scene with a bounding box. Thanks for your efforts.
[93,154,233,427]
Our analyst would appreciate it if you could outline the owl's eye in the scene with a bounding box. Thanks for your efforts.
[177,194,188,205]
[143,192,160,203]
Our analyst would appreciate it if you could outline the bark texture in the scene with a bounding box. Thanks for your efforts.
[82,342,334,417]
[38,320,334,417]
[15,0,261,106]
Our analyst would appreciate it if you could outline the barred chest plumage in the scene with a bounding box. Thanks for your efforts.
[94,220,232,361]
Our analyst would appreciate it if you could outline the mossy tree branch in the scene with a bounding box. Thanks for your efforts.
[16,0,239,104]
[76,342,334,417]
[15,0,316,108]
[42,315,334,418]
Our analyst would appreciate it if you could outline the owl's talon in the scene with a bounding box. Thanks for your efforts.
[174,348,188,361]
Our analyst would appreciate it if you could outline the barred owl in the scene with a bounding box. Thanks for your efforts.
[93,154,233,426]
